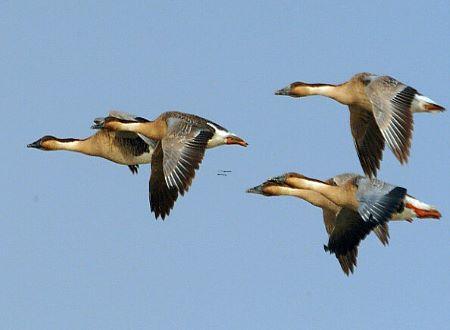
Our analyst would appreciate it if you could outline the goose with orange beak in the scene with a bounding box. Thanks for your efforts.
[247,172,441,275]
[93,111,248,219]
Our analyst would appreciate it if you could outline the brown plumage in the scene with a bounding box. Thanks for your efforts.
[275,72,445,177]
[28,112,156,174]
[248,171,440,275]
[94,111,247,219]
[246,178,390,275]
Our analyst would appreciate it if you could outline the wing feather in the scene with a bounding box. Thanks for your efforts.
[324,208,372,276]
[149,143,178,220]
[148,117,213,219]
[349,107,385,177]
[357,177,407,225]
[365,76,415,164]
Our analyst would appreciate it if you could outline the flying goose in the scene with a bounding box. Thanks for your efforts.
[92,111,248,219]
[28,111,156,174]
[247,172,440,275]
[247,179,388,275]
[275,73,445,177]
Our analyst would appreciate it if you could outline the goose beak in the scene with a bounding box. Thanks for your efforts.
[246,184,264,194]
[27,139,42,149]
[91,122,104,129]
[91,116,109,129]
[226,136,248,147]
[275,86,291,96]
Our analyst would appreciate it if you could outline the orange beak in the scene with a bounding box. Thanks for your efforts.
[226,136,248,147]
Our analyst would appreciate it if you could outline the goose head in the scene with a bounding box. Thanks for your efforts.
[206,123,248,148]
[275,82,335,98]
[91,116,131,130]
[27,135,61,150]
[275,82,308,97]
[246,175,294,196]
[225,134,248,147]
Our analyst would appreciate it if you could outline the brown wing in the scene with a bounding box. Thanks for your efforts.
[322,208,335,236]
[162,120,214,196]
[321,207,358,275]
[148,118,213,220]
[336,250,358,276]
[365,76,415,164]
[149,142,178,219]
[373,223,390,246]
[349,106,385,177]
[324,208,375,275]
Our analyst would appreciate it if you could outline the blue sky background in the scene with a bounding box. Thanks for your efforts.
[2,1,449,329]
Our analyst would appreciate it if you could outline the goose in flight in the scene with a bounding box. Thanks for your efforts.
[28,111,156,174]
[247,172,441,275]
[93,111,248,219]
[275,73,445,177]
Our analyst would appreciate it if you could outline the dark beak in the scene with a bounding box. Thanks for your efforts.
[274,86,291,96]
[246,184,264,194]
[91,117,105,129]
[91,123,103,129]
[27,139,42,149]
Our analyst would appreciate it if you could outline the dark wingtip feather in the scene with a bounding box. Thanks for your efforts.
[373,223,390,246]
[128,165,139,174]
[336,249,357,276]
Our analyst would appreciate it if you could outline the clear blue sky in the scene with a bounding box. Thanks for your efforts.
[2,1,449,329]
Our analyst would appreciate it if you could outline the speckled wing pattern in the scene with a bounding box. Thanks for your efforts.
[365,76,415,164]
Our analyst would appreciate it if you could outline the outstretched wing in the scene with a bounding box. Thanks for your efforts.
[324,208,373,275]
[349,106,385,177]
[322,207,390,275]
[365,76,415,164]
[148,118,213,219]
[149,143,178,219]
[162,119,214,196]
[356,177,407,225]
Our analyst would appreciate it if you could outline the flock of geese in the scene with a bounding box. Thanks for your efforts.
[28,72,444,275]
